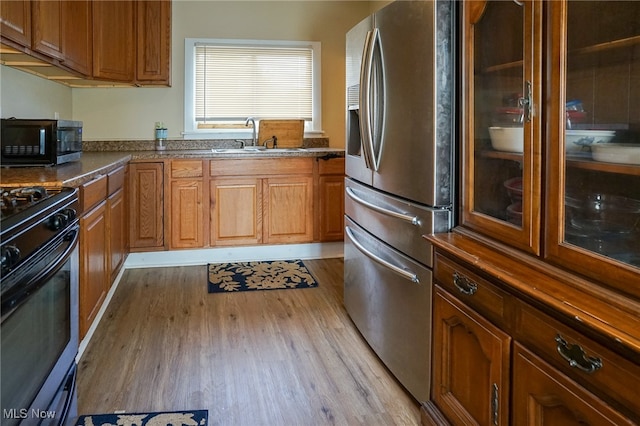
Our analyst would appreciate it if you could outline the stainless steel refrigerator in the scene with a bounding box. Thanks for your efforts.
[344,0,455,403]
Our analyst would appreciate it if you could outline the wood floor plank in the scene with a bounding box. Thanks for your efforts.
[77,258,421,425]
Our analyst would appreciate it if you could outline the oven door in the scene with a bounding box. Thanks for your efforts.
[1,225,79,426]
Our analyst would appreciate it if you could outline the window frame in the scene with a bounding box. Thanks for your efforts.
[184,38,322,139]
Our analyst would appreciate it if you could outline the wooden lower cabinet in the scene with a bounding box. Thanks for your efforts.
[107,187,126,283]
[512,343,633,425]
[432,287,511,425]
[79,199,108,339]
[210,177,262,246]
[129,157,342,251]
[210,157,315,247]
[316,156,345,242]
[168,159,205,249]
[129,162,164,250]
[423,247,638,426]
[263,176,313,244]
[170,179,204,249]
[79,168,128,339]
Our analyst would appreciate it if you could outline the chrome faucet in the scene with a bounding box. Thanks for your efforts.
[245,117,257,146]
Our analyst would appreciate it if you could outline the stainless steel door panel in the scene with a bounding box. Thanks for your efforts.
[346,15,373,186]
[371,0,454,207]
[345,178,449,268]
[344,217,431,403]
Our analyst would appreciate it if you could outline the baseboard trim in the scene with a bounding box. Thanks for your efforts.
[77,242,344,360]
[124,242,344,269]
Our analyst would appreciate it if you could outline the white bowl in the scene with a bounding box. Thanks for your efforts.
[565,130,615,152]
[591,143,640,165]
[489,127,524,153]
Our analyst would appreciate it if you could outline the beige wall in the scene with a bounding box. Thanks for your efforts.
[0,65,72,120]
[70,1,372,147]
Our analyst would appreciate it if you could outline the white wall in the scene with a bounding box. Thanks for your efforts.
[0,65,72,120]
[71,1,372,147]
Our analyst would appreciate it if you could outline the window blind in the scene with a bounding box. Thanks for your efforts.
[195,44,313,124]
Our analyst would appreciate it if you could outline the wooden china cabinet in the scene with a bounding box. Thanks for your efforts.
[424,1,640,424]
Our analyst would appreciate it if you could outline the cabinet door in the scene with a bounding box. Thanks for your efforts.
[31,0,63,60]
[461,0,543,255]
[61,0,92,75]
[136,0,171,84]
[129,162,164,250]
[92,0,134,82]
[512,343,634,425]
[0,0,31,47]
[210,177,262,246]
[318,175,344,242]
[108,188,126,282]
[264,176,314,244]
[80,201,108,339]
[432,287,510,425]
[170,180,205,249]
[545,0,640,298]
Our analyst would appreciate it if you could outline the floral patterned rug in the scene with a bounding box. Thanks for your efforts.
[75,410,208,426]
[207,260,318,293]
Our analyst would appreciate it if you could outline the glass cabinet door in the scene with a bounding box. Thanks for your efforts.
[461,0,542,254]
[546,0,640,297]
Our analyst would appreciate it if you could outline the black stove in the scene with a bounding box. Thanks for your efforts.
[0,186,79,281]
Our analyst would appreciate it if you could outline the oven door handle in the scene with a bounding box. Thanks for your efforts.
[1,225,79,321]
[48,364,77,425]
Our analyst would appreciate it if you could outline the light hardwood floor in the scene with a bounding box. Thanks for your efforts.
[78,258,422,425]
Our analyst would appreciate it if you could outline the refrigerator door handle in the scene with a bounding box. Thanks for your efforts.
[346,186,421,226]
[359,29,380,171]
[345,225,420,283]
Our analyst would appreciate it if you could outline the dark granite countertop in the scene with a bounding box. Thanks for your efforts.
[0,148,344,188]
[1,152,132,188]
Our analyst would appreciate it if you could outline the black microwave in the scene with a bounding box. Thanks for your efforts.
[1,118,83,167]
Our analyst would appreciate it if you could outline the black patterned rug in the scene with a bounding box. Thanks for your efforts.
[75,410,208,426]
[207,259,318,293]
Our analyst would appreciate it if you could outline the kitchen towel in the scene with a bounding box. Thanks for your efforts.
[75,410,208,426]
[207,259,318,293]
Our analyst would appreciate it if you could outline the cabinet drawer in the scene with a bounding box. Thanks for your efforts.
[514,300,640,419]
[81,174,108,212]
[108,166,125,195]
[171,160,203,178]
[210,158,313,177]
[434,253,512,329]
[318,157,345,175]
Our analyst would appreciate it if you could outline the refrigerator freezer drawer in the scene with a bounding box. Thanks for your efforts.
[344,217,432,403]
[345,178,450,268]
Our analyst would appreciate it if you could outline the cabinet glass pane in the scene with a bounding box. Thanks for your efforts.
[473,1,524,226]
[564,0,640,268]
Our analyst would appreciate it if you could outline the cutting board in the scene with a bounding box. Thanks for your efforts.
[258,120,304,148]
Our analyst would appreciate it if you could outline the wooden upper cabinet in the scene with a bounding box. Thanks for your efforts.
[0,0,31,47]
[29,0,92,75]
[136,0,171,84]
[544,0,640,299]
[460,0,640,297]
[92,0,135,82]
[31,0,63,59]
[61,0,92,75]
[460,0,543,255]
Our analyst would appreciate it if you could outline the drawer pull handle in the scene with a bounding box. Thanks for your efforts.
[555,334,603,374]
[453,272,477,296]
